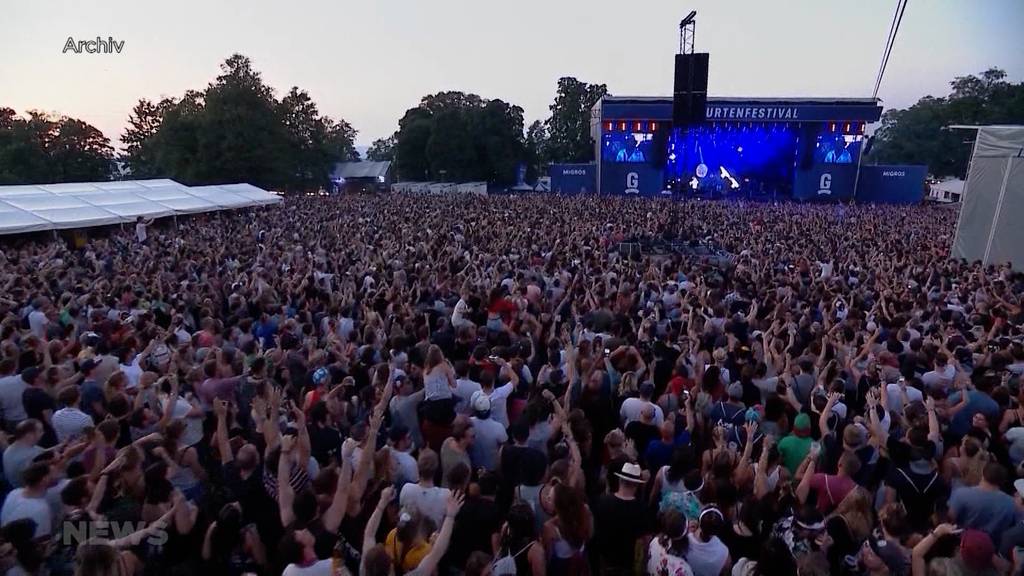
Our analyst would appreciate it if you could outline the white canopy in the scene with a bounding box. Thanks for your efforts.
[0,179,280,235]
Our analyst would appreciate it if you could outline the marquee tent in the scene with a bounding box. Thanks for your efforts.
[951,126,1024,265]
[0,179,280,235]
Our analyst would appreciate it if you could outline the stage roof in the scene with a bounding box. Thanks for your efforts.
[595,95,883,124]
[331,161,392,180]
[0,179,280,235]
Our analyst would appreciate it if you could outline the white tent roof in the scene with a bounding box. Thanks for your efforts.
[0,179,280,235]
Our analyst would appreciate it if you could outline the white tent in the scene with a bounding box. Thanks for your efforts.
[0,179,280,235]
[951,126,1024,265]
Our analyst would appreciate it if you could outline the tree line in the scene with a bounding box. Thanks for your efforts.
[1,60,1018,188]
[868,68,1024,178]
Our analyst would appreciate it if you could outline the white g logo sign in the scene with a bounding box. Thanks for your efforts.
[817,173,833,196]
[625,172,639,194]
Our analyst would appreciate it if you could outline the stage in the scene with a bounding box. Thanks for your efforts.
[590,96,890,201]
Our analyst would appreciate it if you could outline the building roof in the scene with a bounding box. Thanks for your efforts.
[332,161,392,180]
[0,179,280,235]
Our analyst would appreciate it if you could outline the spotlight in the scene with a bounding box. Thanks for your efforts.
[736,146,743,153]
[668,152,677,161]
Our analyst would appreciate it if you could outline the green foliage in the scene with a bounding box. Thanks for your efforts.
[544,77,607,164]
[869,68,1024,178]
[367,135,396,162]
[121,54,358,192]
[393,92,525,184]
[0,108,114,184]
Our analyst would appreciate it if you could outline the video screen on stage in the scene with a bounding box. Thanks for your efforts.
[602,131,653,163]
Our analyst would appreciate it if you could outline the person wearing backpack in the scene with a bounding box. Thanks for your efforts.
[491,502,545,576]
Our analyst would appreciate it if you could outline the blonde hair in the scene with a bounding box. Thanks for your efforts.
[833,487,873,541]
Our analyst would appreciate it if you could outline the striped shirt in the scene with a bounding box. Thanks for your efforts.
[52,407,94,442]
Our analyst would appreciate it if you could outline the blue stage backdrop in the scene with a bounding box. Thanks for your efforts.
[794,164,857,202]
[548,164,596,194]
[857,165,927,204]
[601,164,664,197]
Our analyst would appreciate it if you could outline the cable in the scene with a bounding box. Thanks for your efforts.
[873,0,909,98]
[877,0,909,96]
[872,0,902,97]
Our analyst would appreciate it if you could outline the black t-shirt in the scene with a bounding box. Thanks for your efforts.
[625,421,660,461]
[308,423,342,466]
[444,497,502,570]
[22,386,57,447]
[885,463,947,530]
[593,494,654,569]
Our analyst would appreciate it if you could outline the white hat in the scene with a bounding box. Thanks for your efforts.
[471,393,492,414]
[614,462,645,484]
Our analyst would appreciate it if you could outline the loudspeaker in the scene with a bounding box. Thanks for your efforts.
[673,53,709,126]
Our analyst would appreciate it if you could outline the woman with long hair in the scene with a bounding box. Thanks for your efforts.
[152,419,206,501]
[493,502,546,576]
[824,487,874,572]
[685,507,731,576]
[944,434,988,488]
[647,510,694,576]
[541,484,592,576]
[201,502,267,576]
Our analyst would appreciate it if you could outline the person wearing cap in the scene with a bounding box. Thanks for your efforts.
[594,461,654,575]
[469,393,507,473]
[78,357,107,420]
[778,413,815,475]
[620,382,664,427]
[911,523,1001,576]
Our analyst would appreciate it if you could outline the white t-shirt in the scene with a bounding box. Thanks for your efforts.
[620,397,664,427]
[27,310,48,338]
[885,383,923,412]
[120,357,143,389]
[399,483,450,527]
[0,375,28,423]
[452,299,471,327]
[135,222,147,242]
[282,559,332,576]
[1,489,52,537]
[471,382,514,428]
[922,365,955,390]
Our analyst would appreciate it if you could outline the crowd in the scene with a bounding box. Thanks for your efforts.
[0,193,1022,576]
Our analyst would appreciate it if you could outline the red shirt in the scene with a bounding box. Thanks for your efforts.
[810,473,855,514]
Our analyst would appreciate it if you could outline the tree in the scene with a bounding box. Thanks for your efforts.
[394,108,433,181]
[119,54,359,192]
[367,135,396,162]
[0,108,113,184]
[391,91,528,184]
[524,120,549,181]
[869,67,1024,178]
[121,97,176,178]
[544,77,607,164]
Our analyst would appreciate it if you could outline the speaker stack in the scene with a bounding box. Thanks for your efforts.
[673,53,709,126]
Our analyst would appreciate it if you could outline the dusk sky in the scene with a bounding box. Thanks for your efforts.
[2,0,1022,148]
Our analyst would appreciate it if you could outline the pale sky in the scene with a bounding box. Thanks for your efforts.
[2,0,1022,149]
